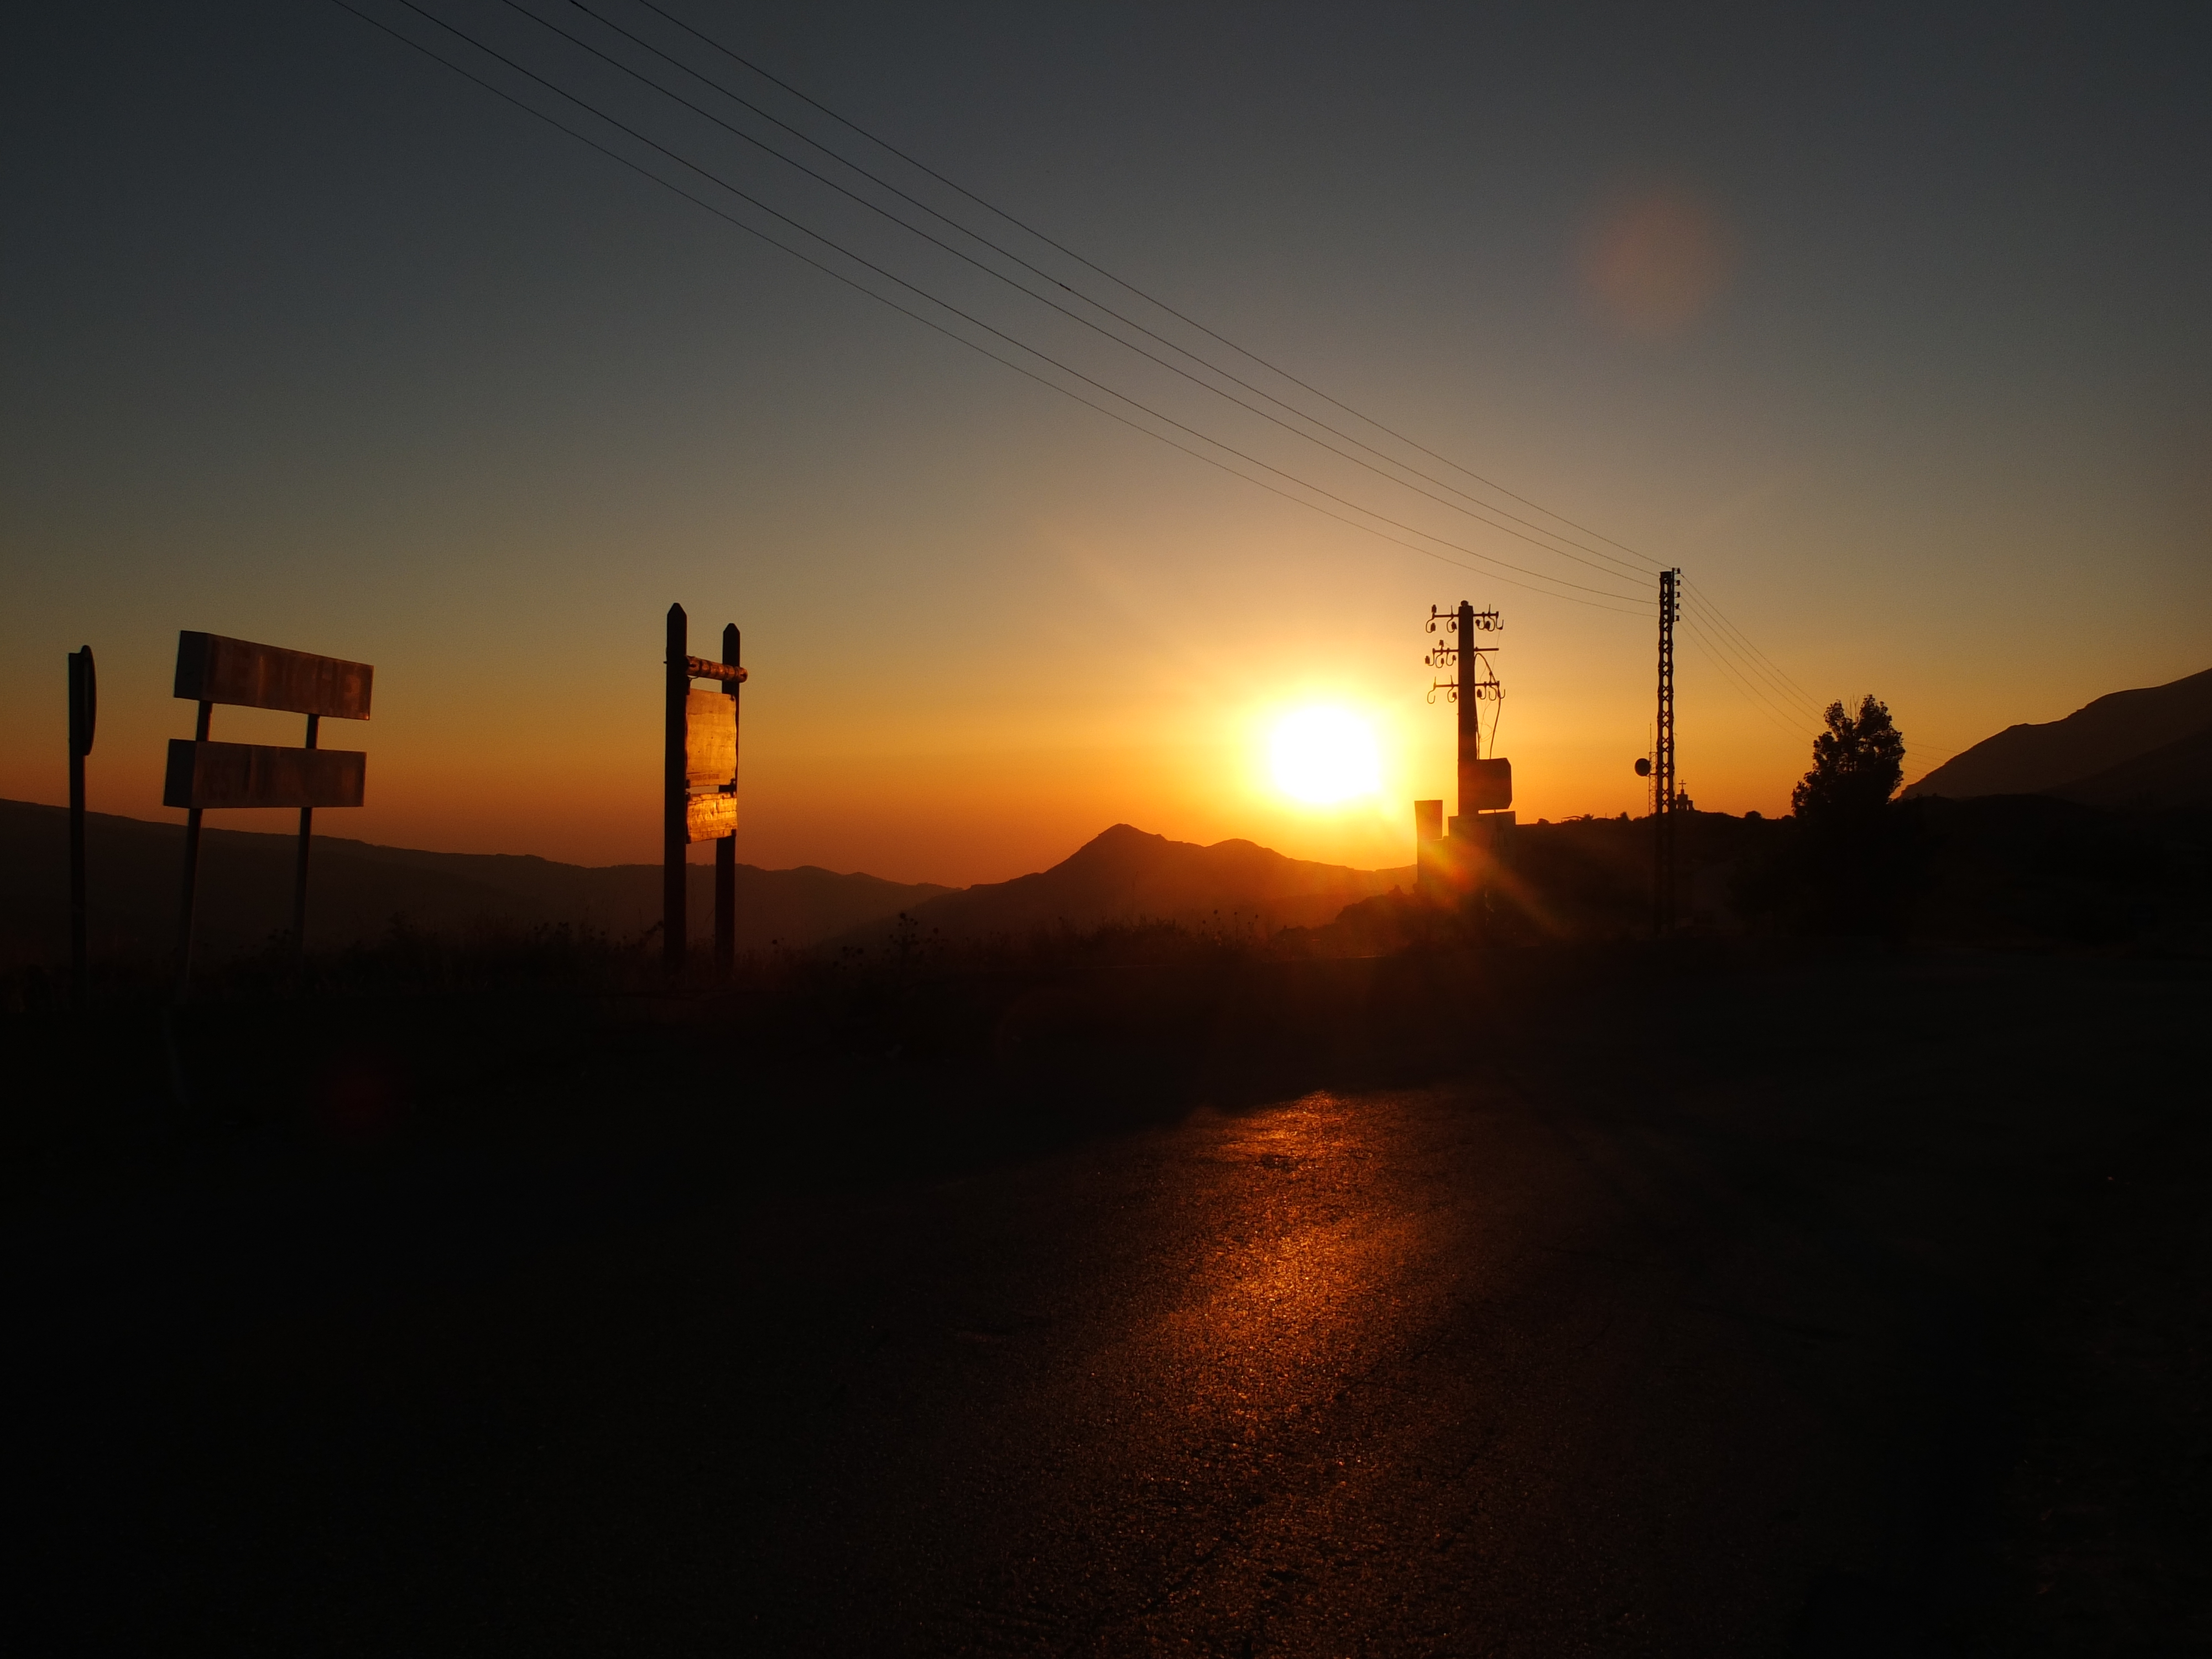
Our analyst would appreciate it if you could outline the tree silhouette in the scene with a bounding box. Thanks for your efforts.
[1792,696,1905,821]
[1763,695,1918,937]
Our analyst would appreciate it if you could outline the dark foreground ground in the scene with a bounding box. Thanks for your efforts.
[4,945,2207,1655]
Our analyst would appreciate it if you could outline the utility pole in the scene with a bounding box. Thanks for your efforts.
[1653,568,1681,935]
[1427,602,1501,830]
[1423,602,1506,913]
[1458,599,1480,786]
[665,603,688,974]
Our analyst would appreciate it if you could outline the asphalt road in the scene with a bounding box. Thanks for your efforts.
[9,953,2204,1654]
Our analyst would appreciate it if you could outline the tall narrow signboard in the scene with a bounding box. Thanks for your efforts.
[166,632,373,998]
[664,603,747,973]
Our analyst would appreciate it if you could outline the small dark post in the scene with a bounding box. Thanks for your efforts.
[714,622,740,973]
[67,646,96,1007]
[664,603,688,974]
[290,713,321,967]
[174,698,213,1002]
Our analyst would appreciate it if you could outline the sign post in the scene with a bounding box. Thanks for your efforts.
[166,632,373,999]
[716,622,741,974]
[292,710,320,970]
[67,646,96,1008]
[664,603,746,975]
[665,605,688,973]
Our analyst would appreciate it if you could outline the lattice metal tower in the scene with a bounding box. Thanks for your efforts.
[1653,568,1681,934]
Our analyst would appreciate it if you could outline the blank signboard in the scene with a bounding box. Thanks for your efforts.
[174,632,373,721]
[685,690,736,786]
[163,740,367,809]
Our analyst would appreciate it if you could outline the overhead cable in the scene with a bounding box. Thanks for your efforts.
[492,0,1657,593]
[625,1,1835,716]
[330,0,1653,615]
[630,0,1683,571]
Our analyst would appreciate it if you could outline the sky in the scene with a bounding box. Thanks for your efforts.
[4,1,2208,885]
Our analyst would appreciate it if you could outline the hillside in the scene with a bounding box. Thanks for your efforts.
[1905,666,2212,801]
[0,800,947,967]
[864,823,1415,943]
[2049,724,2212,812]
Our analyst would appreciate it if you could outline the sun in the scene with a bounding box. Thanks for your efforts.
[1269,706,1381,805]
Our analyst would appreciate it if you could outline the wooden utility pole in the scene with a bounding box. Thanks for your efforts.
[665,603,689,974]
[67,647,95,1008]
[1457,599,1480,803]
[715,622,740,973]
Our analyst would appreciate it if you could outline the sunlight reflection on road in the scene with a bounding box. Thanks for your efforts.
[1152,1094,1428,1434]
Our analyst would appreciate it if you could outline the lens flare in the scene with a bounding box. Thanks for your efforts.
[1579,184,1735,339]
[1270,707,1380,805]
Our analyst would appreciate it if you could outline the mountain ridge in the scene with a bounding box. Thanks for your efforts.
[1903,666,2212,803]
[0,804,1412,967]
[0,799,948,966]
[853,823,1415,945]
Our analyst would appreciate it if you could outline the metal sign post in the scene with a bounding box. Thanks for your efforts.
[67,646,96,1008]
[664,604,747,975]
[167,632,374,999]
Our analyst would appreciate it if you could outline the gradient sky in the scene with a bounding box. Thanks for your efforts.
[6,2,2208,884]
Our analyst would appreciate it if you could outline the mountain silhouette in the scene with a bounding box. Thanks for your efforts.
[0,799,946,967]
[1903,666,2212,803]
[864,823,1414,943]
[2047,723,2212,812]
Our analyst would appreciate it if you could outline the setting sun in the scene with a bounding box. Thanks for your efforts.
[1269,707,1382,805]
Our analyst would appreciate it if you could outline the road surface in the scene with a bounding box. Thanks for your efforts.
[8,953,2203,1653]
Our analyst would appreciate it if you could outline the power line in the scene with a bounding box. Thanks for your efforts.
[581,0,1669,590]
[331,0,1655,615]
[369,0,1652,607]
[343,2,1884,754]
[1679,612,1806,737]
[374,2,1839,696]
[624,2,1845,709]
[492,0,1658,595]
[1681,595,1822,721]
[632,0,1684,573]
[1680,598,1829,734]
[1683,583,1823,714]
